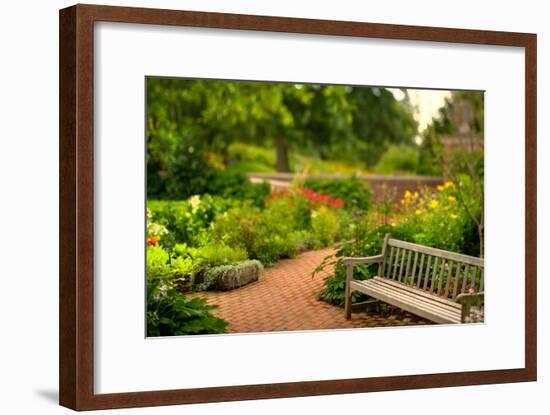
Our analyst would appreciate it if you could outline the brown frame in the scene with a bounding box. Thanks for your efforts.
[59,3,537,411]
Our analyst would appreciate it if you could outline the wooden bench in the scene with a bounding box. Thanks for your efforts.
[344,234,484,324]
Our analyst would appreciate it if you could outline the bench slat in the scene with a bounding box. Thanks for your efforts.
[445,260,453,296]
[392,247,399,280]
[437,258,446,295]
[452,262,461,299]
[460,264,470,293]
[379,233,391,277]
[351,280,461,324]
[430,256,439,291]
[388,238,484,267]
[471,267,478,292]
[365,283,462,322]
[410,251,419,287]
[405,250,413,285]
[422,255,431,290]
[373,277,461,310]
[350,282,460,323]
[371,281,462,319]
[356,279,459,314]
[398,249,406,282]
[416,253,424,288]
[386,246,395,279]
[363,281,462,320]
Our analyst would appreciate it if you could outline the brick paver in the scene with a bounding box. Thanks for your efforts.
[193,247,429,333]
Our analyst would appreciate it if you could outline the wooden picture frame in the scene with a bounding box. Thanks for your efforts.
[59,4,537,411]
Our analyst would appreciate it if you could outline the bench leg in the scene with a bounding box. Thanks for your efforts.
[344,290,351,319]
[345,266,352,319]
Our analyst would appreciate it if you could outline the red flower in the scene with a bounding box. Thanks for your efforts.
[147,236,160,246]
[265,187,345,209]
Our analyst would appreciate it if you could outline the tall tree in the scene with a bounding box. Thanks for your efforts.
[146,78,418,196]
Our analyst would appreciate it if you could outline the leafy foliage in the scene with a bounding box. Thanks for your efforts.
[146,245,228,336]
[316,218,393,306]
[317,178,481,306]
[375,144,420,175]
[206,169,271,206]
[207,202,302,265]
[173,243,248,272]
[303,177,372,211]
[311,206,340,248]
[147,282,227,336]
[147,78,418,198]
[147,195,234,248]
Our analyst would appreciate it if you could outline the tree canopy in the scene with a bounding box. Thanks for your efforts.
[147,78,418,198]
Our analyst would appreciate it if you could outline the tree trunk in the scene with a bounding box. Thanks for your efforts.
[275,136,290,172]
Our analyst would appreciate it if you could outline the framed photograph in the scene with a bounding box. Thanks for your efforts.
[59,4,537,411]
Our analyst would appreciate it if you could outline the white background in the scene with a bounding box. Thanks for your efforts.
[95,22,525,394]
[0,0,547,414]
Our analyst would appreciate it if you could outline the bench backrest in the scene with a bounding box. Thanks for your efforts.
[379,234,484,300]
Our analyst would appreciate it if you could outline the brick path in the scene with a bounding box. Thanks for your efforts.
[195,247,429,333]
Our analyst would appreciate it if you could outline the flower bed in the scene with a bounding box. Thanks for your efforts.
[146,177,374,335]
[316,175,482,306]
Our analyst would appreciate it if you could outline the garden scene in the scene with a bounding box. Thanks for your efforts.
[146,78,484,337]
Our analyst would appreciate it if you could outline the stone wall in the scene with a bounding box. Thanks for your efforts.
[363,176,444,204]
[248,173,444,204]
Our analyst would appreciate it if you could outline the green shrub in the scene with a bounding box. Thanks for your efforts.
[398,177,481,256]
[148,195,234,247]
[375,144,420,175]
[252,233,299,264]
[169,242,249,288]
[311,206,340,248]
[316,220,390,306]
[289,229,316,250]
[303,177,371,210]
[317,176,482,307]
[147,282,227,336]
[207,205,262,254]
[148,139,215,200]
[170,254,195,283]
[226,142,276,170]
[207,199,308,265]
[145,245,228,336]
[146,245,171,280]
[184,243,248,268]
[206,168,271,206]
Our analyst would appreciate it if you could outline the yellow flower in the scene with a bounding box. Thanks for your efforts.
[429,199,439,209]
[400,199,405,205]
[437,185,444,192]
[413,192,419,199]
[450,213,458,220]
[419,198,425,206]
[444,181,455,189]
[448,196,457,203]
[404,190,412,199]
[415,209,423,216]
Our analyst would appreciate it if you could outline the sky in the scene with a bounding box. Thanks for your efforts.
[387,88,451,143]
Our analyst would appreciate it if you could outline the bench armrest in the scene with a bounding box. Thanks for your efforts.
[456,292,484,323]
[342,255,383,266]
[456,291,484,304]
